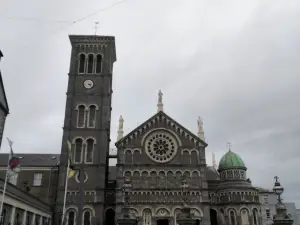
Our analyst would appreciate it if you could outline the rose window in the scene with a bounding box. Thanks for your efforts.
[144,130,178,163]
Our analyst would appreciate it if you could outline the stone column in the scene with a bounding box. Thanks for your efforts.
[39,217,42,225]
[10,207,16,225]
[22,211,27,225]
[31,214,36,225]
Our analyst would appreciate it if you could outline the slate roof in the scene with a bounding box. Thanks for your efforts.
[205,166,220,180]
[0,153,60,167]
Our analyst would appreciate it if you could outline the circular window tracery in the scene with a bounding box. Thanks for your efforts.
[144,130,178,163]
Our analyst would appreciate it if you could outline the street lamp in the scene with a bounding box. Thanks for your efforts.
[273,176,284,204]
[121,177,132,218]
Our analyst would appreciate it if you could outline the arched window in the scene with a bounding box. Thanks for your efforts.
[191,151,198,164]
[79,54,86,74]
[87,54,94,74]
[85,139,94,163]
[74,138,83,163]
[230,211,236,225]
[83,210,91,225]
[77,105,86,128]
[253,209,258,225]
[105,209,115,225]
[67,211,75,225]
[1,208,6,225]
[88,105,97,128]
[241,209,249,225]
[95,54,103,73]
[124,150,132,164]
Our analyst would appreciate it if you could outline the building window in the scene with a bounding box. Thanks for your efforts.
[264,195,269,204]
[67,211,75,225]
[83,210,91,225]
[87,105,97,128]
[85,139,94,163]
[33,173,43,186]
[74,138,83,163]
[77,105,86,128]
[78,54,86,74]
[253,209,258,225]
[8,172,18,185]
[87,54,94,74]
[266,209,271,219]
[95,54,103,73]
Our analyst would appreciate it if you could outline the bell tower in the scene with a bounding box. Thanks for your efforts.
[55,35,116,225]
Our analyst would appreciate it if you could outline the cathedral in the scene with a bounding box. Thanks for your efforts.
[0,35,262,225]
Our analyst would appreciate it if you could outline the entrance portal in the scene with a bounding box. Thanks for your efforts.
[157,219,169,225]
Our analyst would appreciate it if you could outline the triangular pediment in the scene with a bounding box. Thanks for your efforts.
[0,71,9,114]
[115,111,207,148]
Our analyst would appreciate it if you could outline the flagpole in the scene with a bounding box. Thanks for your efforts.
[60,158,70,225]
[61,140,73,225]
[0,139,13,220]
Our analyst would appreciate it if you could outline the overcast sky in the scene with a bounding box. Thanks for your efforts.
[0,0,299,207]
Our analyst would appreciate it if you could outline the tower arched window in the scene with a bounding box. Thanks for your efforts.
[77,105,86,128]
[87,54,94,74]
[79,54,86,74]
[85,138,94,163]
[88,105,97,128]
[230,210,236,225]
[67,211,75,225]
[74,138,83,163]
[83,210,91,225]
[95,54,103,73]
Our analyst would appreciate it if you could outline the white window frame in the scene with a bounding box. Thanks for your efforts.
[33,172,43,186]
[8,172,18,185]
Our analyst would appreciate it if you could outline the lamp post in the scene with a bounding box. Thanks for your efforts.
[272,176,293,225]
[273,176,284,204]
[117,178,137,225]
[181,180,190,211]
[176,180,196,225]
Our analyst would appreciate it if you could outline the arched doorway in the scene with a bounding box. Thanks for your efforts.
[105,209,115,225]
[210,209,218,225]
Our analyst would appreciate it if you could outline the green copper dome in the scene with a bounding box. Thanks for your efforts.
[218,150,246,171]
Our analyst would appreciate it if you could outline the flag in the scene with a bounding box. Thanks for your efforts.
[66,140,74,178]
[7,138,20,173]
[67,165,75,178]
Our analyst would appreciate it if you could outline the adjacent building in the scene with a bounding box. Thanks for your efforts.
[0,50,9,149]
[258,188,298,225]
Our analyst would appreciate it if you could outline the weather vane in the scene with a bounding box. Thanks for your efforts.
[94,22,99,35]
[227,142,232,150]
